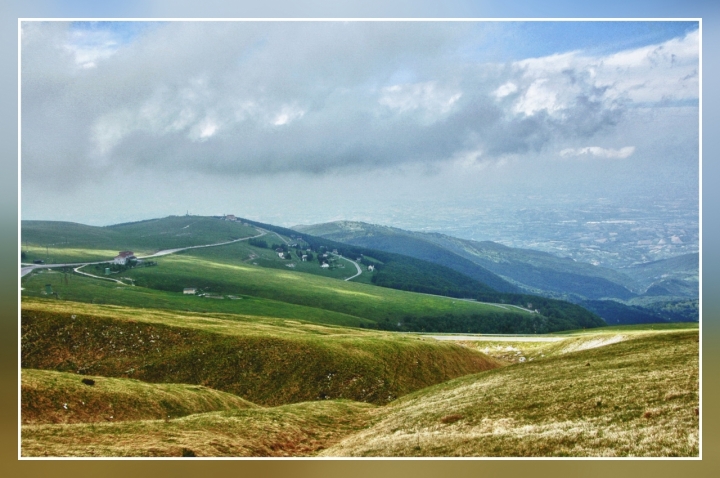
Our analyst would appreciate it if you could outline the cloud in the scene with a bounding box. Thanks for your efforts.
[559,146,636,159]
[20,22,698,189]
[493,81,517,98]
[379,81,462,119]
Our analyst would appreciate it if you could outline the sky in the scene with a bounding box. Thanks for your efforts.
[20,20,699,228]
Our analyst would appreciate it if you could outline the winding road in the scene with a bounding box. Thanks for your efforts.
[330,253,363,281]
[427,334,563,342]
[21,228,532,317]
[20,229,267,279]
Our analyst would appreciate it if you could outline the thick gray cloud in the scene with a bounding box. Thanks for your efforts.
[21,21,698,190]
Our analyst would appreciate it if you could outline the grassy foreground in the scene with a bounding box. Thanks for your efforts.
[22,299,501,406]
[22,400,377,457]
[22,369,257,425]
[321,329,699,457]
[21,323,698,457]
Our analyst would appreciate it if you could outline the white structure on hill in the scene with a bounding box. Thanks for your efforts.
[113,251,136,265]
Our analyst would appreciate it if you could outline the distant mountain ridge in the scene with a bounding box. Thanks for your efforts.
[292,221,698,303]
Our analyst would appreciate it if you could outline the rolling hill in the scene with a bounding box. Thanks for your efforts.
[22,299,502,406]
[21,305,698,457]
[293,221,699,324]
[21,216,259,264]
[22,216,606,333]
[19,216,698,457]
[293,221,639,300]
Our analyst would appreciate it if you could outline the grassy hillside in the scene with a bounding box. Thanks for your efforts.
[22,400,377,457]
[294,221,519,293]
[22,319,699,457]
[21,270,373,327]
[24,248,589,334]
[181,237,369,282]
[21,216,259,263]
[321,328,699,457]
[120,254,533,326]
[22,369,257,425]
[22,299,502,406]
[247,218,516,295]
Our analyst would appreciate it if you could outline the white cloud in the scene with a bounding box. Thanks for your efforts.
[493,81,518,98]
[514,79,560,116]
[273,105,305,126]
[559,146,636,159]
[496,29,698,122]
[63,29,122,69]
[196,118,219,140]
[21,22,696,189]
[379,81,462,118]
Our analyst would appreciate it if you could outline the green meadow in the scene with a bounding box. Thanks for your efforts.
[181,237,368,282]
[121,254,529,324]
[21,271,373,328]
[22,300,500,406]
[22,217,259,263]
[22,253,530,328]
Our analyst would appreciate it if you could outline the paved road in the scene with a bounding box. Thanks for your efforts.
[73,265,130,285]
[137,230,266,259]
[414,292,536,314]
[330,253,363,281]
[20,230,267,278]
[427,335,564,342]
[21,260,109,278]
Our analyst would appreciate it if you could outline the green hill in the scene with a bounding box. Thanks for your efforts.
[21,216,259,263]
[22,216,606,334]
[22,317,698,457]
[621,253,698,296]
[120,254,541,329]
[22,369,257,425]
[293,221,638,301]
[22,299,502,406]
[292,221,519,293]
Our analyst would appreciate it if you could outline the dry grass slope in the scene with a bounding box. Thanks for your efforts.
[320,330,699,457]
[22,369,257,425]
[22,400,377,457]
[21,300,501,406]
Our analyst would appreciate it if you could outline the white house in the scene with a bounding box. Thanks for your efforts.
[113,251,136,265]
[301,255,308,261]
[367,265,375,271]
[183,288,197,295]
[321,262,330,268]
